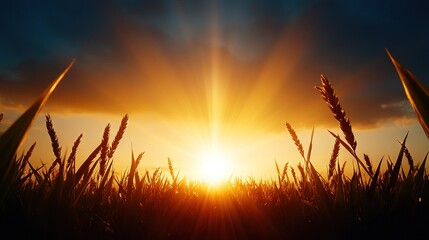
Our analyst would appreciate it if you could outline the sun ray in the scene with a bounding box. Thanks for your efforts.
[195,140,232,184]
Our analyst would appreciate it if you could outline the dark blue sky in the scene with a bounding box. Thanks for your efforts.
[1,0,429,129]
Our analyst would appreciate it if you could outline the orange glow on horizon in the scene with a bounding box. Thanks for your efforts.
[2,4,427,183]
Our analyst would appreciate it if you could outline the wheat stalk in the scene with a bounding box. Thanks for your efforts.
[168,157,176,184]
[316,75,357,151]
[404,147,414,171]
[135,152,143,168]
[285,122,305,160]
[108,114,128,159]
[291,167,298,186]
[22,142,36,165]
[67,134,83,171]
[363,154,374,176]
[151,168,161,184]
[46,114,62,173]
[282,162,289,183]
[99,123,110,177]
[297,162,305,181]
[328,137,340,180]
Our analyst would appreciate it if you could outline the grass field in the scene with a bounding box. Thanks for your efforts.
[0,57,428,239]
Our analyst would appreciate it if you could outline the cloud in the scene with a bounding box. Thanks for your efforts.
[0,0,428,132]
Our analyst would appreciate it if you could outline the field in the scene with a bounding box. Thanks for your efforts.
[1,55,429,239]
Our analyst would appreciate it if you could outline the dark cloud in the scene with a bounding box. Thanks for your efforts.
[0,0,428,131]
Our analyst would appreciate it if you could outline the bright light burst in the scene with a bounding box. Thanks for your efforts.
[101,8,314,182]
[199,147,231,184]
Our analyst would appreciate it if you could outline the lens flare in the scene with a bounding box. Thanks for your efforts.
[199,147,231,184]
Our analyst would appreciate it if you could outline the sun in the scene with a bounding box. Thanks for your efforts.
[199,147,231,185]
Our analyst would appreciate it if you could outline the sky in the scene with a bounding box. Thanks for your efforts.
[1,0,429,180]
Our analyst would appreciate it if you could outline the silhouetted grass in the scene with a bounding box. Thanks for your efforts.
[0,58,429,239]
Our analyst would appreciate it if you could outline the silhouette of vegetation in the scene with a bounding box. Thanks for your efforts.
[0,56,428,239]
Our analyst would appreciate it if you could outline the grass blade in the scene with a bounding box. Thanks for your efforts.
[0,60,75,174]
[275,160,282,190]
[309,162,331,214]
[328,130,371,177]
[389,133,408,190]
[306,127,315,163]
[334,162,345,209]
[416,152,428,183]
[387,49,429,139]
[75,144,101,183]
[368,157,383,199]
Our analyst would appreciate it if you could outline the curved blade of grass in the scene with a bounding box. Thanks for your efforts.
[101,161,113,188]
[127,151,144,195]
[334,162,345,209]
[95,160,113,204]
[75,143,101,183]
[387,49,429,139]
[19,164,44,185]
[349,172,359,211]
[275,160,282,190]
[396,166,414,207]
[105,172,115,197]
[368,157,383,199]
[413,152,428,197]
[328,130,371,177]
[416,152,428,183]
[128,150,136,195]
[0,59,75,173]
[309,162,331,214]
[389,133,408,190]
[26,161,44,184]
[75,158,99,204]
[306,127,315,163]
